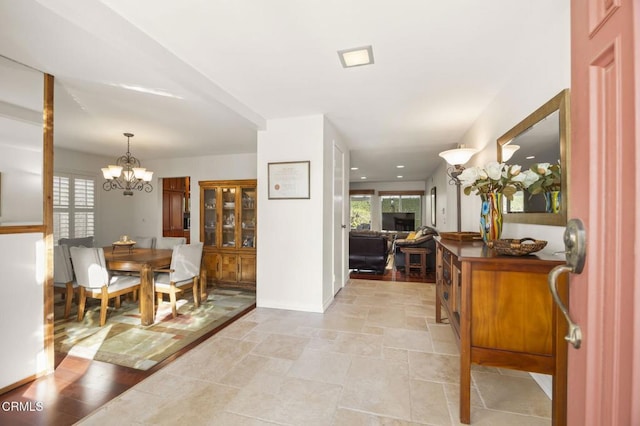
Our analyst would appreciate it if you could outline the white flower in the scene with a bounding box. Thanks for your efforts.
[485,161,503,180]
[458,166,481,187]
[536,163,551,175]
[521,169,539,188]
[509,164,522,176]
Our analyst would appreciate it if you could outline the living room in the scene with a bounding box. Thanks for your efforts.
[2,1,638,424]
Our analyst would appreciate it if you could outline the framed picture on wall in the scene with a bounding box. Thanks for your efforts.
[268,161,310,199]
[431,186,437,226]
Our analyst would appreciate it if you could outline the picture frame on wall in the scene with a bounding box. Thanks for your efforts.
[268,161,310,199]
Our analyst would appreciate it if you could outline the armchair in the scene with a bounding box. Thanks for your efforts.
[156,237,186,250]
[394,226,438,274]
[154,243,203,318]
[70,247,140,326]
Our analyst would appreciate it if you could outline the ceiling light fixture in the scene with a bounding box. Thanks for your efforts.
[350,167,359,170]
[360,176,367,180]
[101,133,153,196]
[397,175,403,179]
[338,45,374,68]
[396,165,405,168]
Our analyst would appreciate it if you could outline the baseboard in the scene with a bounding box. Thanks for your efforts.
[530,372,552,399]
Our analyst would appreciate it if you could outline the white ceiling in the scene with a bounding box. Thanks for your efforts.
[0,0,564,182]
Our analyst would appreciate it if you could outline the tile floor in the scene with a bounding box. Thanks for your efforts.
[78,279,551,425]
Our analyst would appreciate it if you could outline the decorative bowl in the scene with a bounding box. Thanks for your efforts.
[487,238,547,256]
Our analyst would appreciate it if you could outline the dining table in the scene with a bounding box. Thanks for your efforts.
[103,247,173,326]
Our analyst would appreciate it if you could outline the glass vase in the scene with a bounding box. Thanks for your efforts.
[479,192,503,243]
[544,190,562,213]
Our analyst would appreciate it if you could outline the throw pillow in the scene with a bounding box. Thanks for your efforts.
[407,232,416,240]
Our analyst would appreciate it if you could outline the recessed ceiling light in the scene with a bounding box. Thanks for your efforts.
[338,45,374,68]
[360,176,367,180]
[397,175,403,179]
[526,155,536,160]
[350,167,359,170]
[396,165,405,168]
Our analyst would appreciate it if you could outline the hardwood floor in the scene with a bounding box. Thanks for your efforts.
[0,303,255,426]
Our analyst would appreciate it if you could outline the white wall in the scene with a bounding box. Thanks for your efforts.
[256,115,327,312]
[55,148,257,245]
[129,153,257,241]
[0,233,45,389]
[436,1,570,254]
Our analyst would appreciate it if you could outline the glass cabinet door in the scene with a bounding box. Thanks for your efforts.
[221,187,237,248]
[240,187,257,249]
[203,188,217,247]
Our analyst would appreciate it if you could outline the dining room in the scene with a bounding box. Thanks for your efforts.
[51,144,258,371]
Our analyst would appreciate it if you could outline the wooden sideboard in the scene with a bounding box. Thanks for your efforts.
[435,237,568,425]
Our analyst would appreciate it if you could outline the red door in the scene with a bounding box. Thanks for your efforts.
[569,0,639,424]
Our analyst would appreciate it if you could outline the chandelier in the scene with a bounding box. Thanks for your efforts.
[101,133,153,196]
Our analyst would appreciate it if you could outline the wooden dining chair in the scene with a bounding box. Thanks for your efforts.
[70,247,140,326]
[53,245,78,319]
[154,243,203,318]
[156,237,186,250]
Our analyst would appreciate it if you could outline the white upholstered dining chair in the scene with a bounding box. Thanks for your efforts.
[154,242,203,318]
[53,245,78,319]
[132,236,156,249]
[156,237,186,250]
[70,247,140,326]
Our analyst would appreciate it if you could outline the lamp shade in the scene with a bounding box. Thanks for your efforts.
[502,145,520,161]
[438,147,478,166]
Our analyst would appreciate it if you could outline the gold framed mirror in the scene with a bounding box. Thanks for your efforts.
[497,89,570,226]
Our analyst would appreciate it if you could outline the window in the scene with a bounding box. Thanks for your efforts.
[54,173,95,244]
[350,194,372,230]
[380,193,423,230]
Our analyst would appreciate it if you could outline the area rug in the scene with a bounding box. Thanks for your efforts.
[54,288,255,370]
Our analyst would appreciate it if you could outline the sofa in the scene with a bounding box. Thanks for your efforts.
[393,226,438,274]
[349,231,391,274]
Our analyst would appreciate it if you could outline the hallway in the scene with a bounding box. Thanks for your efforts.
[79,279,551,425]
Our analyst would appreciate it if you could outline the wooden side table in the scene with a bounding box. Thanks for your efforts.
[400,247,429,278]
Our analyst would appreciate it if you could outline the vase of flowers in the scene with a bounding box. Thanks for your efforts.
[526,162,562,213]
[479,192,502,242]
[458,162,539,242]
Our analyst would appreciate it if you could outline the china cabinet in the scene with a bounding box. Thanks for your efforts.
[199,179,256,289]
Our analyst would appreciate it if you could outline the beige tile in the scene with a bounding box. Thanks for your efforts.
[383,347,409,363]
[405,314,428,330]
[443,382,485,409]
[448,403,550,426]
[160,336,257,382]
[226,377,342,426]
[367,306,407,328]
[409,379,451,425]
[76,278,555,426]
[340,357,411,420]
[218,354,293,388]
[217,319,259,339]
[383,327,434,352]
[473,371,551,418]
[287,348,352,385]
[408,351,460,384]
[332,408,422,425]
[251,333,310,360]
[77,389,164,424]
